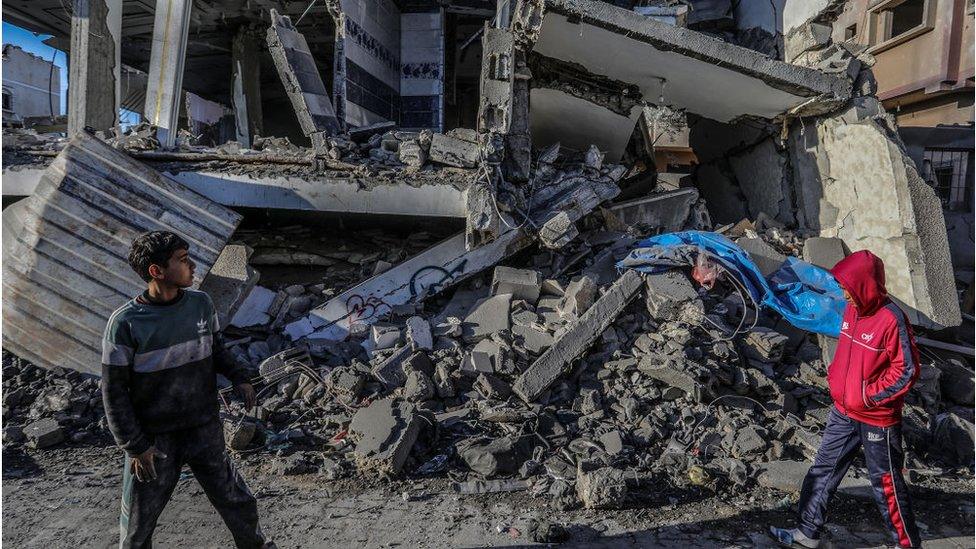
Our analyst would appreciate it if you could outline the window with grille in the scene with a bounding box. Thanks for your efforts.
[923,148,974,212]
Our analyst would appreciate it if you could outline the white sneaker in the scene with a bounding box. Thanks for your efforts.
[769,526,820,548]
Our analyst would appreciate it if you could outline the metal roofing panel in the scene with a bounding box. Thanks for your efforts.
[2,132,242,375]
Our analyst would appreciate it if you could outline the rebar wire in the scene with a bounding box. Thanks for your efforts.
[295,0,320,26]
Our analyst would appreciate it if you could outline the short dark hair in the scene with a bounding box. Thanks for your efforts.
[128,231,190,282]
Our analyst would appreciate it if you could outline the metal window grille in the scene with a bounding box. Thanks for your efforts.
[922,148,974,212]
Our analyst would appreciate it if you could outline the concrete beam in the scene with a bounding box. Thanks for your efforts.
[231,28,264,148]
[67,0,122,135]
[286,175,621,341]
[143,0,192,148]
[512,270,644,402]
[266,9,342,142]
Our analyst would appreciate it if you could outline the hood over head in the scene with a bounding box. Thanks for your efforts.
[830,250,888,315]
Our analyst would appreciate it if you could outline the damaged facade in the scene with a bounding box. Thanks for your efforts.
[1,0,973,529]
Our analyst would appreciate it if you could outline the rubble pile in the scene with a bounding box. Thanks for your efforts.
[4,177,973,509]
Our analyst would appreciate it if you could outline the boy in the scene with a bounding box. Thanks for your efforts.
[770,250,922,548]
[102,231,273,548]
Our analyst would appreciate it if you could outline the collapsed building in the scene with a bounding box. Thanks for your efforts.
[2,0,972,509]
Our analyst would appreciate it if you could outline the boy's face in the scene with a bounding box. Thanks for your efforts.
[148,248,195,288]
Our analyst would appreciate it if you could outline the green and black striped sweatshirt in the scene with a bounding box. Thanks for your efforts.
[101,289,249,456]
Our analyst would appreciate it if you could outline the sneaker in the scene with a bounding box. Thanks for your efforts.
[769,526,820,548]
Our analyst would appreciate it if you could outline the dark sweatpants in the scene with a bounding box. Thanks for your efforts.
[797,407,921,548]
[119,419,265,549]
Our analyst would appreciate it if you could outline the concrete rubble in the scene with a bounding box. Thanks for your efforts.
[1,0,972,530]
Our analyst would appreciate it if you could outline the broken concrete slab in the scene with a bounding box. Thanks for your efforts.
[1,132,242,375]
[286,175,621,342]
[520,0,850,159]
[458,435,533,477]
[643,270,702,321]
[266,9,341,140]
[577,466,627,509]
[230,286,276,328]
[513,270,643,402]
[789,108,961,329]
[737,237,787,278]
[405,316,433,351]
[199,244,260,330]
[349,398,420,476]
[462,293,512,343]
[558,276,598,318]
[491,266,541,304]
[428,132,480,168]
[605,188,699,233]
[757,460,873,499]
[740,327,789,364]
[371,346,413,392]
[802,237,847,271]
[24,418,65,449]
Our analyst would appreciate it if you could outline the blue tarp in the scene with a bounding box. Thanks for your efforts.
[618,231,846,336]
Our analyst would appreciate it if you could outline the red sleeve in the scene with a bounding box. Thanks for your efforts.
[865,305,920,407]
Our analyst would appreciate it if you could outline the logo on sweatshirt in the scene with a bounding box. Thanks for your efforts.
[860,332,875,343]
[842,321,849,331]
[866,432,883,442]
[197,318,209,336]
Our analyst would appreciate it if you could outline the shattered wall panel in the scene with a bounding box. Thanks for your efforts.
[333,0,402,126]
[789,101,961,329]
[1,133,242,374]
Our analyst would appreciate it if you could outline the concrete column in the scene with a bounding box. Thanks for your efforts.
[144,0,192,148]
[231,28,263,147]
[67,0,123,136]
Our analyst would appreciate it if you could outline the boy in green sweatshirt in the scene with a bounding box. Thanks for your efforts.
[102,231,273,548]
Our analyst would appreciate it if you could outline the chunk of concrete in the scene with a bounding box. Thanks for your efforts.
[475,373,513,400]
[737,237,787,278]
[428,133,480,168]
[370,323,401,351]
[558,276,598,318]
[230,285,276,328]
[491,266,541,304]
[349,398,420,475]
[371,346,413,391]
[462,293,512,343]
[24,419,64,449]
[802,237,847,271]
[200,244,260,330]
[512,324,554,355]
[643,270,702,321]
[577,467,627,509]
[405,316,433,351]
[514,270,643,402]
[757,460,873,499]
[740,327,789,364]
[461,340,497,376]
[458,435,533,477]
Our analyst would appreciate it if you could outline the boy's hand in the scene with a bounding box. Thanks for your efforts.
[236,383,257,410]
[131,446,167,482]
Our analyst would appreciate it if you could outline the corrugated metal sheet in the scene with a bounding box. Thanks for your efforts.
[2,132,242,375]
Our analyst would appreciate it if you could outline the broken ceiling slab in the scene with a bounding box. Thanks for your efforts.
[1,132,242,375]
[267,9,342,141]
[286,174,621,342]
[523,0,850,123]
[529,88,640,162]
[3,162,469,218]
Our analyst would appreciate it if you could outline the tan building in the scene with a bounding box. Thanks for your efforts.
[831,0,974,280]
[832,0,974,213]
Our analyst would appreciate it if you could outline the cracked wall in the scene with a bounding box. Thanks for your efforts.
[789,96,961,329]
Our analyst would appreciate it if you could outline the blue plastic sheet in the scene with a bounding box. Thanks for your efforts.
[618,231,846,336]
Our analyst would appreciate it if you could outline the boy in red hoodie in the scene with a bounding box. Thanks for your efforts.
[771,250,922,548]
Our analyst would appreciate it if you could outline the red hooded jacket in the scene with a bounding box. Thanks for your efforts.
[827,251,920,427]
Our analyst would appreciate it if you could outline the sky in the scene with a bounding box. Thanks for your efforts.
[3,21,138,125]
[2,22,69,115]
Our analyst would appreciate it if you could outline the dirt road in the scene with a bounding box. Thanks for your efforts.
[3,442,973,548]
